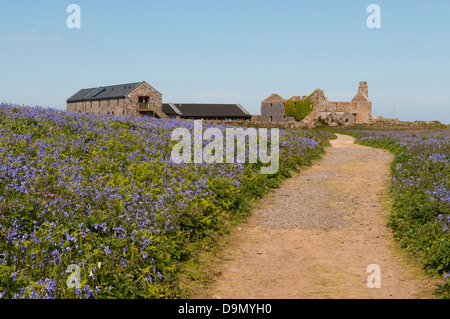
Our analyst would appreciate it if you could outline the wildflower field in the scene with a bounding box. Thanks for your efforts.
[347,129,450,297]
[0,103,330,299]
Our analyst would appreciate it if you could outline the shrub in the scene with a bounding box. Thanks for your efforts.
[285,97,314,121]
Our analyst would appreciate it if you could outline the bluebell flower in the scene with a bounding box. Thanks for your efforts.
[11,272,17,283]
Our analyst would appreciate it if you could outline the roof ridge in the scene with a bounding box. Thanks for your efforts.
[67,81,145,103]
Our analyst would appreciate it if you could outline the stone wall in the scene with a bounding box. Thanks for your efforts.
[260,102,270,122]
[261,102,286,122]
[204,119,309,130]
[125,82,162,117]
[67,101,83,113]
[371,116,400,125]
[251,115,261,122]
[315,111,356,126]
[260,94,287,123]
[331,102,357,114]
[308,89,330,114]
[68,98,127,116]
[272,102,285,122]
[355,101,372,123]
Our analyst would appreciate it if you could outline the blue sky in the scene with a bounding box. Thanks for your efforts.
[1,0,449,123]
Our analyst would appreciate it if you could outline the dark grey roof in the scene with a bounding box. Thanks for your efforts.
[162,103,252,119]
[67,82,144,103]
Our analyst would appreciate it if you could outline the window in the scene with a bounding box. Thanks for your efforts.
[138,96,150,103]
[91,88,105,97]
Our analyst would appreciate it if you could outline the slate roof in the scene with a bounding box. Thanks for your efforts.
[67,82,144,103]
[162,103,251,119]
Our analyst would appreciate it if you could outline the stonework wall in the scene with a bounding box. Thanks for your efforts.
[110,99,122,116]
[67,101,80,113]
[271,102,285,122]
[67,101,82,113]
[125,82,163,117]
[67,98,126,115]
[261,103,270,122]
[355,101,372,123]
[316,111,356,126]
[260,94,287,123]
[331,102,357,114]
[251,115,261,122]
[308,89,330,115]
[205,119,309,130]
[261,102,287,122]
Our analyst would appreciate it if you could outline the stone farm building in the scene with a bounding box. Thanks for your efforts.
[261,81,372,125]
[66,81,251,121]
[66,81,166,118]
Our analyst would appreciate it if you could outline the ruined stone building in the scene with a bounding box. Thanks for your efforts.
[260,94,288,123]
[261,81,372,125]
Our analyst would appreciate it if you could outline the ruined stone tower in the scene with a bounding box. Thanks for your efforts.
[353,81,369,101]
[351,81,372,123]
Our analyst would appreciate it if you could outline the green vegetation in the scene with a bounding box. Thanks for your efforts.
[285,97,314,121]
[0,103,332,299]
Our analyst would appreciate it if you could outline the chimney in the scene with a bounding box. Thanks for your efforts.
[358,81,369,98]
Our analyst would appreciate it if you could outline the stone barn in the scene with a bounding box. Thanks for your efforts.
[66,81,166,118]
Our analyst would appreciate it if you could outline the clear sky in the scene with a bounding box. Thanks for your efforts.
[1,0,449,123]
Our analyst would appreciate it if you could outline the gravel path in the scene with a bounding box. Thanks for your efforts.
[254,134,389,230]
[193,134,438,299]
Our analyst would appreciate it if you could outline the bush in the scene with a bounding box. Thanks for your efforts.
[285,97,314,121]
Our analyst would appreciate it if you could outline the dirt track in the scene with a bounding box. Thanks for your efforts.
[193,134,438,299]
